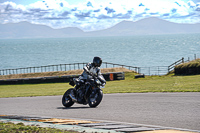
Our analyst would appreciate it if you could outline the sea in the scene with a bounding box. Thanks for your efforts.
[0,34,200,70]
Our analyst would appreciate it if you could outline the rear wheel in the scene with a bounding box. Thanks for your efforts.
[62,89,75,108]
[88,89,103,108]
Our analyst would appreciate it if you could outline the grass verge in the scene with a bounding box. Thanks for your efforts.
[0,122,77,133]
[0,73,200,98]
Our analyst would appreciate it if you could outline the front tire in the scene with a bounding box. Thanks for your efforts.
[88,89,103,108]
[62,89,75,108]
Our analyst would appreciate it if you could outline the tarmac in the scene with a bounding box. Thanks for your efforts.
[0,115,199,133]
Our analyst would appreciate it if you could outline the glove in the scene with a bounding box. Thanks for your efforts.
[102,83,106,86]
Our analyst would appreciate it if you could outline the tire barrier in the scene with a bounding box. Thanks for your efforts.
[0,72,124,85]
[135,74,145,79]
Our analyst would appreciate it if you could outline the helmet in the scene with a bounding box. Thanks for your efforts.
[93,57,102,67]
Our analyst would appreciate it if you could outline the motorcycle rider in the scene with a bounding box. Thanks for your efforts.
[80,56,102,81]
[71,56,104,101]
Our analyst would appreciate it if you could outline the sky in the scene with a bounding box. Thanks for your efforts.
[0,0,200,31]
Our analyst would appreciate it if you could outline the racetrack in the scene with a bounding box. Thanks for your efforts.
[0,93,199,131]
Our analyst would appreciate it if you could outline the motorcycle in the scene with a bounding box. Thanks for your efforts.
[62,74,106,108]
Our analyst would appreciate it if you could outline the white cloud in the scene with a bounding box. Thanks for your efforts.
[0,0,199,31]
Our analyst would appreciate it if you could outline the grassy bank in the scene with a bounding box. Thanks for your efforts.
[175,58,200,75]
[0,73,199,98]
[0,67,132,80]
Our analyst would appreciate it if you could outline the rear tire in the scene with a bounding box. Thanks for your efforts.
[62,89,75,108]
[88,89,103,108]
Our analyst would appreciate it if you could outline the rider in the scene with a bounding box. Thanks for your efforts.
[80,56,102,81]
[71,57,104,100]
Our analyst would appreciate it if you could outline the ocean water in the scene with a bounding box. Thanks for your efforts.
[0,34,200,70]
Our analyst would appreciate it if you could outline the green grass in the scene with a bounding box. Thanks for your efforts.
[0,122,76,133]
[0,73,200,98]
[104,73,200,93]
[0,82,71,98]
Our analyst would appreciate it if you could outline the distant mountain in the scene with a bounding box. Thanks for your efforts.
[0,17,200,39]
[0,21,84,39]
[89,17,200,36]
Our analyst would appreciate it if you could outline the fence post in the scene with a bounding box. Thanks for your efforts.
[149,67,151,75]
[138,67,140,74]
[182,57,184,63]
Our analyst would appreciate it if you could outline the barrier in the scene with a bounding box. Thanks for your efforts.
[0,72,124,85]
[0,62,139,76]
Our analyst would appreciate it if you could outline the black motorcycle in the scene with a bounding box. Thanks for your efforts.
[62,74,106,108]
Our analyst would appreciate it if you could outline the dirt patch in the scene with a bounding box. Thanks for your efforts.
[0,67,133,80]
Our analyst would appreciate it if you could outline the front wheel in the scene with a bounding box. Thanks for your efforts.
[62,88,75,108]
[88,89,103,108]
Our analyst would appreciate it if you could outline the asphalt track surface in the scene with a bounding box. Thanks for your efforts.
[0,93,200,131]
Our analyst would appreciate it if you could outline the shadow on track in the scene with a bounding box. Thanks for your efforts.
[57,106,96,110]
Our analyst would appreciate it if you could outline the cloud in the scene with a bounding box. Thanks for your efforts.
[0,0,200,31]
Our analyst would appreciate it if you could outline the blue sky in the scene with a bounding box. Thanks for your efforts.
[0,0,200,31]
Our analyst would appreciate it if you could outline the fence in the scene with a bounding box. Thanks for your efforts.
[0,63,87,76]
[0,55,198,76]
[168,57,184,72]
[139,66,169,75]
[168,54,199,72]
[0,62,167,76]
[102,62,140,73]
[0,62,140,76]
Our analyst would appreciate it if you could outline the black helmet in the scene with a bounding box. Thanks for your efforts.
[93,57,102,67]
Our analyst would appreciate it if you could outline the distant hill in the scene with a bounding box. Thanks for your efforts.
[0,17,200,39]
[0,21,85,39]
[89,17,200,36]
